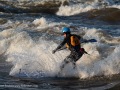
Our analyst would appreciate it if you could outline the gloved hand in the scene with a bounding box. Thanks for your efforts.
[52,49,56,54]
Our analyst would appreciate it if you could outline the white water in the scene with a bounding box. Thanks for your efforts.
[1,0,120,16]
[56,0,120,16]
[0,17,119,79]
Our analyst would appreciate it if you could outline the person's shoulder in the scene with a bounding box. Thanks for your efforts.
[71,34,80,36]
[71,34,81,38]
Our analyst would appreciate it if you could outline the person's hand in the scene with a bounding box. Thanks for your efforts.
[52,50,56,54]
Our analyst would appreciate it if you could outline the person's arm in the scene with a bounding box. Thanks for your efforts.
[52,38,67,54]
[57,46,67,51]
[74,34,97,43]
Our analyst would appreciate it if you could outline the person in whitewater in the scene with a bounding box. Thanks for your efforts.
[52,27,88,70]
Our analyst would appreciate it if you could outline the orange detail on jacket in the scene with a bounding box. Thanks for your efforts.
[66,35,80,49]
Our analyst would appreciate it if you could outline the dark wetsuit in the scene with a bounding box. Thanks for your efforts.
[55,34,84,69]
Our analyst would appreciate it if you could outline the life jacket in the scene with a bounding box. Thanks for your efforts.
[66,35,80,49]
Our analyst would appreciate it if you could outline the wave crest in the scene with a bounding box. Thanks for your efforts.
[87,8,120,22]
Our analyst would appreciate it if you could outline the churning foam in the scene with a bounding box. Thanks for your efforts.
[32,17,68,32]
[4,28,119,78]
[56,3,96,16]
[33,17,47,27]
[7,37,69,78]
[56,0,120,16]
[0,16,120,79]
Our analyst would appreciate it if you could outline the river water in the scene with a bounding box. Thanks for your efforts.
[0,0,120,89]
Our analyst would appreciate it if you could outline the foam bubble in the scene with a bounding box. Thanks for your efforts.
[33,17,47,27]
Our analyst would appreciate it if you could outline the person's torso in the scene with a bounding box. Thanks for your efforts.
[65,34,81,52]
